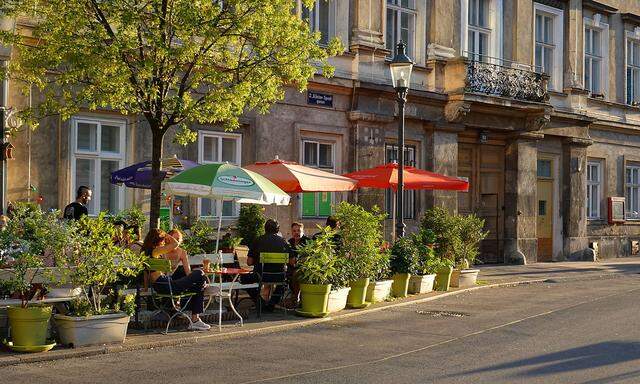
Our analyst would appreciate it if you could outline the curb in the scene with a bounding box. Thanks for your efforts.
[0,271,632,367]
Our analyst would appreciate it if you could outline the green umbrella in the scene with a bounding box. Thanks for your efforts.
[163,163,290,253]
[164,163,290,205]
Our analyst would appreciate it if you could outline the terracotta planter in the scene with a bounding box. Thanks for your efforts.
[408,274,436,294]
[326,287,351,313]
[365,280,393,303]
[458,269,480,288]
[54,312,130,348]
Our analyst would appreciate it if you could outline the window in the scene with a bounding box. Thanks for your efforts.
[626,164,640,220]
[302,140,334,217]
[385,144,415,219]
[467,0,490,61]
[198,131,242,218]
[302,0,333,45]
[537,159,552,178]
[534,4,563,91]
[71,118,126,215]
[386,0,416,58]
[627,38,640,105]
[584,17,608,97]
[586,161,601,219]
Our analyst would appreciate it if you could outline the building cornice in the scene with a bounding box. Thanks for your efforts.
[582,0,618,15]
[622,13,640,25]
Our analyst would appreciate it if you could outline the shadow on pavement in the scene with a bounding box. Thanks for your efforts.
[452,341,640,380]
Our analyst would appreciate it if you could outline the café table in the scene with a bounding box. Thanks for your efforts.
[206,267,251,331]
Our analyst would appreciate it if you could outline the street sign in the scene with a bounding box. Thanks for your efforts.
[307,91,333,107]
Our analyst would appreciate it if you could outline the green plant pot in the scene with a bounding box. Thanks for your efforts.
[7,306,52,348]
[346,278,370,309]
[391,273,411,298]
[297,284,331,318]
[434,266,454,291]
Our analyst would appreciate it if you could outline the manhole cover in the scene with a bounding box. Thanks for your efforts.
[415,310,468,318]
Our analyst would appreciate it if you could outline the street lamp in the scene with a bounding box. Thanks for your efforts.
[389,41,413,238]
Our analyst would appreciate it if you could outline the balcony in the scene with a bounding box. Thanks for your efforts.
[465,57,549,103]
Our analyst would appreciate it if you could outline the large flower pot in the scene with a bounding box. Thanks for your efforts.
[391,273,411,298]
[434,266,454,291]
[297,284,331,318]
[326,287,351,313]
[458,269,480,288]
[365,280,393,303]
[7,306,52,347]
[408,274,436,294]
[346,278,370,309]
[54,312,130,348]
[450,269,462,288]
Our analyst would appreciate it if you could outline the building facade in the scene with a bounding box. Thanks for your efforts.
[2,0,640,263]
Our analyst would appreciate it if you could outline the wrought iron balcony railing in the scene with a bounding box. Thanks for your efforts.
[464,54,549,103]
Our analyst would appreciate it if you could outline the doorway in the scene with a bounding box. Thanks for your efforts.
[536,158,554,262]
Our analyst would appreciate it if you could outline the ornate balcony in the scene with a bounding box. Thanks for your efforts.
[464,59,549,103]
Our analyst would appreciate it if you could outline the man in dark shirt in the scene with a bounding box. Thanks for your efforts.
[242,219,291,311]
[313,215,342,250]
[63,186,92,220]
[288,222,310,263]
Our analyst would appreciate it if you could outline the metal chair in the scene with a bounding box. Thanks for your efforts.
[146,258,197,334]
[257,252,290,318]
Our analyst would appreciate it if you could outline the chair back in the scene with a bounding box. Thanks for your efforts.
[145,258,172,273]
[260,252,289,265]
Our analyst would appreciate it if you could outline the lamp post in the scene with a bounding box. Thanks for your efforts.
[389,42,413,238]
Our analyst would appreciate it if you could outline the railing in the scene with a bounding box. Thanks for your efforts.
[463,52,549,103]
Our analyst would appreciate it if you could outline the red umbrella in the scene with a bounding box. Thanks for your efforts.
[245,157,357,193]
[343,163,468,191]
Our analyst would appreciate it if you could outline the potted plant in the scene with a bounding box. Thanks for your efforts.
[334,202,386,309]
[52,213,145,347]
[389,237,418,298]
[237,204,265,247]
[365,250,393,303]
[325,257,352,313]
[450,213,486,288]
[0,203,71,351]
[295,227,338,318]
[408,229,438,294]
[181,220,217,255]
[218,233,243,253]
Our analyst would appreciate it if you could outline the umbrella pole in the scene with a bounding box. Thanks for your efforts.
[392,191,397,242]
[215,200,223,253]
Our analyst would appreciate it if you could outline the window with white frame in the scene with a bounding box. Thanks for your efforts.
[198,131,242,218]
[301,140,334,217]
[626,164,640,219]
[385,144,415,219]
[585,19,608,96]
[302,0,334,45]
[586,160,601,219]
[534,4,563,91]
[626,37,640,105]
[386,0,416,58]
[72,118,126,215]
[467,0,490,61]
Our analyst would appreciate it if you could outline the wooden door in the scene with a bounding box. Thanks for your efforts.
[457,143,504,263]
[536,179,554,261]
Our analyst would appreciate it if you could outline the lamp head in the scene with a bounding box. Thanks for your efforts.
[389,41,414,89]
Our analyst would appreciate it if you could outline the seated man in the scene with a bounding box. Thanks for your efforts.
[241,219,291,312]
[287,222,310,301]
[313,215,342,250]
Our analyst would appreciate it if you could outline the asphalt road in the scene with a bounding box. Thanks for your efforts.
[3,275,640,384]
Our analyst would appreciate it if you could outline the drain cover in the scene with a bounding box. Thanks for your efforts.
[415,310,468,318]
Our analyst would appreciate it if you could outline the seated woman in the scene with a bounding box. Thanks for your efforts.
[164,229,192,279]
[142,228,210,331]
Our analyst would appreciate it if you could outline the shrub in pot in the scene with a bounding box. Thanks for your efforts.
[389,237,418,298]
[325,257,352,313]
[334,202,386,309]
[237,204,265,247]
[52,213,145,347]
[295,227,338,317]
[0,203,72,349]
[408,229,438,294]
[366,250,393,303]
[181,220,217,255]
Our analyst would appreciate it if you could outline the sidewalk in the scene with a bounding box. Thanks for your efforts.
[2,257,640,366]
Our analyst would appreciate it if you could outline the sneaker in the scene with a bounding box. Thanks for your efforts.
[188,320,211,331]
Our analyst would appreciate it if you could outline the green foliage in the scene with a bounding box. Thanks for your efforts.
[112,205,147,231]
[54,213,146,315]
[410,229,444,275]
[68,292,136,317]
[237,204,265,246]
[181,220,216,255]
[334,202,386,280]
[369,250,392,282]
[0,203,73,307]
[389,237,419,274]
[219,233,243,250]
[420,207,488,268]
[296,227,338,286]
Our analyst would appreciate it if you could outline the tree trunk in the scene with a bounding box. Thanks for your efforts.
[149,128,164,230]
